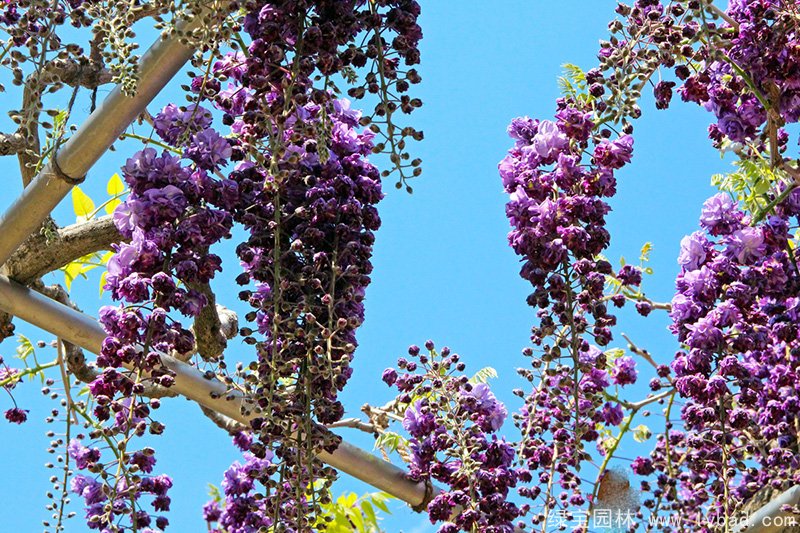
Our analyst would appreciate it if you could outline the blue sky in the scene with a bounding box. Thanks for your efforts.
[0,1,732,531]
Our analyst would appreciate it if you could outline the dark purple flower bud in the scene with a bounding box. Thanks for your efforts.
[4,407,28,424]
[382,368,398,387]
[631,456,655,476]
[617,265,642,286]
[653,81,676,110]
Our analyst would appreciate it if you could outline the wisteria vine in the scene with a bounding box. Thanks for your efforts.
[5,1,800,532]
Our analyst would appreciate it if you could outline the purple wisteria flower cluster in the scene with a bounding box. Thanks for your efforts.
[596,0,799,155]
[222,92,382,526]
[202,433,282,533]
[69,439,172,532]
[383,342,521,532]
[229,95,381,422]
[178,1,422,525]
[499,96,642,526]
[633,190,800,526]
[70,2,421,530]
[197,0,423,188]
[77,103,235,531]
[678,0,800,147]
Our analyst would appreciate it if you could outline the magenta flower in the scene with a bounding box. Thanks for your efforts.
[611,356,637,386]
[699,193,740,235]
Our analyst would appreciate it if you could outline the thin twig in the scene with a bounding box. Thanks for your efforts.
[621,332,663,375]
[325,417,376,434]
[56,339,78,424]
[705,1,740,31]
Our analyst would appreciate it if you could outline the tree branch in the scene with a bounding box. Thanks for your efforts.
[621,332,663,374]
[2,218,240,364]
[186,281,238,362]
[200,404,247,434]
[37,57,113,89]
[2,216,122,284]
[0,133,26,156]
[0,311,14,343]
[326,417,377,435]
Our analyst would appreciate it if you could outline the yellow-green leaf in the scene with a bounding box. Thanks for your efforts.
[469,366,498,384]
[372,495,390,514]
[348,507,365,532]
[640,242,653,262]
[633,424,652,443]
[104,197,122,215]
[72,186,95,223]
[107,173,124,195]
[361,500,377,526]
[63,260,83,290]
[99,271,108,297]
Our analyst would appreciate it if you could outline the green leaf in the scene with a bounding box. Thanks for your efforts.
[374,432,405,454]
[600,436,617,452]
[633,424,652,443]
[72,186,96,223]
[604,347,625,362]
[207,483,222,503]
[711,157,789,216]
[16,334,34,362]
[99,271,109,297]
[104,173,125,214]
[639,242,653,263]
[52,109,69,131]
[469,366,498,384]
[348,506,365,531]
[331,507,350,531]
[361,500,377,527]
[371,493,391,514]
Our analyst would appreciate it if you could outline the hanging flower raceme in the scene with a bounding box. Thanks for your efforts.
[499,97,640,525]
[227,95,382,517]
[634,190,800,526]
[1,355,28,424]
[202,434,279,533]
[78,104,234,531]
[207,29,387,523]
[384,342,521,532]
[178,0,422,528]
[676,0,800,147]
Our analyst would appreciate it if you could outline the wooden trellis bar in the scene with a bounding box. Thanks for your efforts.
[733,486,800,533]
[0,275,434,507]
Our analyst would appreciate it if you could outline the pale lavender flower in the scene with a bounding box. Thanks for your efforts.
[678,231,708,271]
